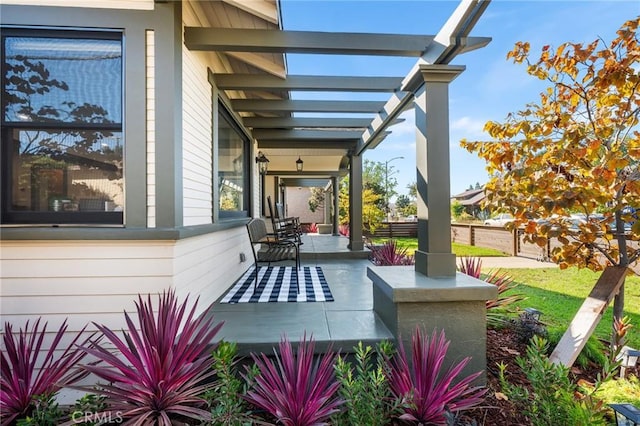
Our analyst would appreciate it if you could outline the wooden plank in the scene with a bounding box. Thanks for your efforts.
[549,266,628,367]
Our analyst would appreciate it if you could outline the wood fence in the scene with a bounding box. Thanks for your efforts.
[451,223,561,259]
[366,222,637,267]
[364,222,418,238]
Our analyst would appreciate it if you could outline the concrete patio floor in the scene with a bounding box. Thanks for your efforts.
[208,234,393,355]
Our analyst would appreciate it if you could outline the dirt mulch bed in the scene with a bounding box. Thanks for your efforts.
[461,327,533,425]
[459,327,640,425]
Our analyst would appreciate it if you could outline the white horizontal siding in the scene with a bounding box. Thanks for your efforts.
[1,0,154,9]
[0,240,174,334]
[0,231,250,329]
[0,231,250,402]
[174,228,253,317]
[182,40,213,226]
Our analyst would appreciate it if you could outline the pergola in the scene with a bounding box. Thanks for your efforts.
[184,0,491,277]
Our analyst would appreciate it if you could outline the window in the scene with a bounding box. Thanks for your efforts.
[1,29,123,225]
[217,103,249,219]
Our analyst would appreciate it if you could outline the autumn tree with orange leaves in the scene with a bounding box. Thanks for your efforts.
[462,18,640,321]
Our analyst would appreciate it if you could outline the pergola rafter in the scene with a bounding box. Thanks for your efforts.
[184,27,436,56]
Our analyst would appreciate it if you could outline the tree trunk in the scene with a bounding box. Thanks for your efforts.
[613,209,629,323]
[613,283,625,321]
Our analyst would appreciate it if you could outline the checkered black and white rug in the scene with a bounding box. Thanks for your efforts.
[220,266,334,303]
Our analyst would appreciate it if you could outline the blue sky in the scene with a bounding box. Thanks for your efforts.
[280,0,639,197]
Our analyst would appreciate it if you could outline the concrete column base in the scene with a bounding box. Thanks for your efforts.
[414,250,456,277]
[368,265,497,384]
[317,224,332,234]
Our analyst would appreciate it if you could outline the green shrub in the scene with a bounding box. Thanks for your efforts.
[595,375,640,406]
[204,341,256,426]
[499,335,607,426]
[69,393,109,426]
[15,394,62,426]
[333,341,394,426]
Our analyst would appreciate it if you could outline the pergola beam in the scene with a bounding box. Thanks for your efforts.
[252,129,362,140]
[279,178,332,187]
[215,74,403,92]
[258,140,357,149]
[243,117,373,128]
[269,171,342,177]
[357,92,413,154]
[267,170,341,180]
[231,99,385,113]
[185,27,435,56]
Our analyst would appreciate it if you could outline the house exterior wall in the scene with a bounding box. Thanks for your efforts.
[182,43,214,227]
[0,239,174,345]
[0,1,255,346]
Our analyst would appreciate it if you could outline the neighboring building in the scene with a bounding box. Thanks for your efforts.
[451,187,487,219]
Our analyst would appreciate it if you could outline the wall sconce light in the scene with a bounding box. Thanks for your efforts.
[255,151,269,175]
[296,156,303,172]
[609,403,640,425]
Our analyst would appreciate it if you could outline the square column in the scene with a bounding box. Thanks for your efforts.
[348,153,364,250]
[414,65,464,277]
[323,187,331,224]
[332,177,340,236]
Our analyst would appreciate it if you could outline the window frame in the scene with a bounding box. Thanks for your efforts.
[1,27,124,225]
[216,101,251,221]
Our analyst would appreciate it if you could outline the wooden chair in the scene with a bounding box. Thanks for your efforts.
[246,218,299,292]
[267,196,302,244]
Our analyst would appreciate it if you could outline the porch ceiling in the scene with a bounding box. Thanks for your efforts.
[185,0,491,176]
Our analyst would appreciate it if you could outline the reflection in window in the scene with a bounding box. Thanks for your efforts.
[9,130,123,213]
[218,105,249,218]
[1,29,123,224]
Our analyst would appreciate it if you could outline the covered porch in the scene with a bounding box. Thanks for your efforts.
[191,0,498,380]
[209,232,495,379]
[210,234,391,355]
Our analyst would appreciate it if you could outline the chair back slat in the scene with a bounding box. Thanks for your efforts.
[267,195,275,218]
[247,218,268,242]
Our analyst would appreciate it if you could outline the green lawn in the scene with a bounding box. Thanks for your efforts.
[371,237,508,257]
[496,267,640,348]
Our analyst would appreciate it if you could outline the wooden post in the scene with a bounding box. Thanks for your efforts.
[550,266,628,367]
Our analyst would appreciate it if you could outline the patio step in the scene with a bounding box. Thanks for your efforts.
[300,250,370,260]
[231,333,395,358]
